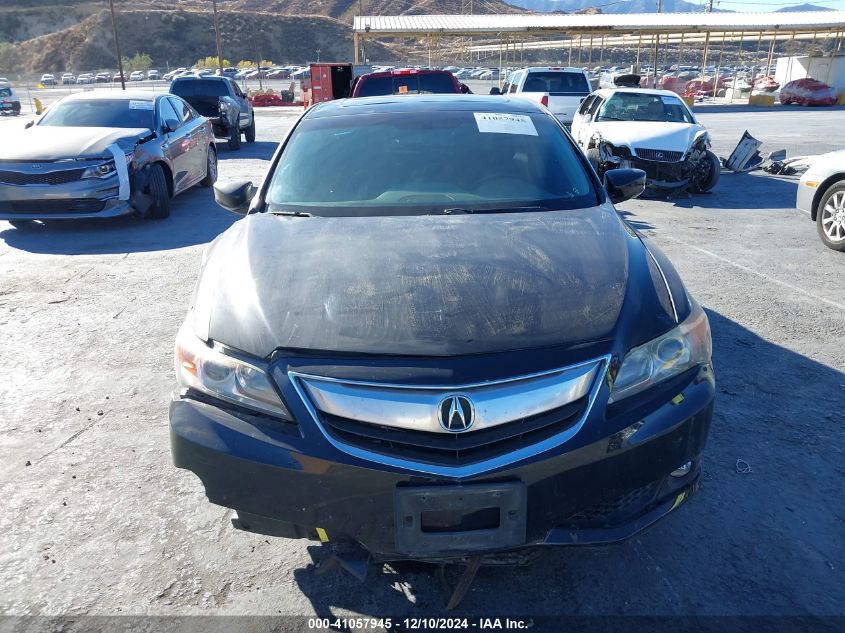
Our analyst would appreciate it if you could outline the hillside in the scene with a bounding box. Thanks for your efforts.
[11,9,390,74]
[233,0,527,21]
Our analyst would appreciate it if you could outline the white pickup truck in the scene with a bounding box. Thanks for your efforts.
[496,67,592,125]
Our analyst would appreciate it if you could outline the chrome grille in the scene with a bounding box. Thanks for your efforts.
[291,358,607,475]
[634,148,684,162]
[0,168,85,186]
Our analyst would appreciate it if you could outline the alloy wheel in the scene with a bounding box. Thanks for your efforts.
[821,191,845,242]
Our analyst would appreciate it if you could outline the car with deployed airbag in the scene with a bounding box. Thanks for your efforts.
[170,95,715,563]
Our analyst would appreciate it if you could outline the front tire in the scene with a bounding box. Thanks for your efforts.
[143,163,171,220]
[816,181,845,252]
[200,147,217,188]
[244,117,256,143]
[228,125,241,151]
[691,150,721,193]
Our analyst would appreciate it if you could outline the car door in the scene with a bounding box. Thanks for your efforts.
[168,96,206,186]
[157,96,192,194]
[229,80,252,131]
[571,95,594,141]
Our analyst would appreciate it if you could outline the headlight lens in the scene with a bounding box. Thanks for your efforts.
[609,302,712,403]
[174,322,292,420]
[81,153,132,179]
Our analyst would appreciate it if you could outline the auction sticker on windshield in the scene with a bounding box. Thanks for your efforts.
[474,112,537,136]
[129,100,153,110]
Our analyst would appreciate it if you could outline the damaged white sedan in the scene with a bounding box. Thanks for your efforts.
[571,88,720,193]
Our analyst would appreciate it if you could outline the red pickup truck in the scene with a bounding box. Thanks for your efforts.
[351,69,470,98]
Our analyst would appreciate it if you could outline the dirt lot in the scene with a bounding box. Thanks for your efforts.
[0,104,843,623]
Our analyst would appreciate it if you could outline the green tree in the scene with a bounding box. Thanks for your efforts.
[0,42,20,74]
[236,60,255,69]
[121,53,153,72]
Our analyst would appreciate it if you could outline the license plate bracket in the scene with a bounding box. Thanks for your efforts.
[394,483,527,557]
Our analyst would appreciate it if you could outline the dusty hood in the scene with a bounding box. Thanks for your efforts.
[192,207,674,359]
[593,122,703,155]
[0,126,152,161]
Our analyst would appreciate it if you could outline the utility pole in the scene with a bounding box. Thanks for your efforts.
[707,0,714,12]
[212,0,225,76]
[653,0,662,88]
[108,0,126,90]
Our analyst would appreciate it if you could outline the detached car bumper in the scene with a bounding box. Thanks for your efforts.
[171,364,714,561]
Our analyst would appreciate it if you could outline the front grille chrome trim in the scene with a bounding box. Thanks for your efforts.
[288,355,610,477]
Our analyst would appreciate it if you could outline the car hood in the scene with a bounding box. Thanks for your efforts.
[194,207,678,358]
[0,126,153,161]
[593,121,703,154]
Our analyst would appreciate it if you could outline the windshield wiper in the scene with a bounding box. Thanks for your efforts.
[443,206,548,215]
[271,210,312,217]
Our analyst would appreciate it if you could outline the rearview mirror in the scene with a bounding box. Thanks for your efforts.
[214,180,255,215]
[489,87,501,95]
[25,120,34,129]
[604,168,646,204]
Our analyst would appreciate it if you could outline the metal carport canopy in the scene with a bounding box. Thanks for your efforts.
[352,11,845,37]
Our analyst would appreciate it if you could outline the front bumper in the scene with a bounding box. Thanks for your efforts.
[0,175,133,221]
[170,363,714,560]
[796,176,818,217]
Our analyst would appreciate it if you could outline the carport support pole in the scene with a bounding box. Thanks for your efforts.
[353,32,360,64]
[701,31,711,80]
[765,30,778,76]
[569,38,573,65]
[652,34,660,88]
[108,0,126,91]
[713,32,726,99]
[635,34,642,73]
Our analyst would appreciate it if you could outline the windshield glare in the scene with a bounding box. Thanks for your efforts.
[38,99,155,129]
[266,110,597,216]
[170,79,229,97]
[597,93,694,124]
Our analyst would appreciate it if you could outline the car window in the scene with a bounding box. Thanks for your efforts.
[357,73,456,97]
[578,96,594,115]
[168,97,194,124]
[597,92,694,124]
[588,97,603,116]
[38,98,155,130]
[0,87,11,98]
[266,110,598,216]
[508,76,519,94]
[524,71,590,95]
[158,97,181,128]
[170,79,229,97]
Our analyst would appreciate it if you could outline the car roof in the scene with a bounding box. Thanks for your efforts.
[595,87,683,98]
[521,67,587,74]
[308,94,544,118]
[58,90,159,102]
[171,75,229,82]
[359,69,454,79]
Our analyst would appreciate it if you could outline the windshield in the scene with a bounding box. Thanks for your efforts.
[170,79,229,97]
[265,110,598,216]
[0,87,12,98]
[38,99,155,129]
[357,73,457,97]
[523,71,590,95]
[597,93,694,124]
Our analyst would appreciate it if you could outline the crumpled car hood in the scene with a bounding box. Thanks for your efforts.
[193,207,678,359]
[0,126,152,161]
[593,121,705,155]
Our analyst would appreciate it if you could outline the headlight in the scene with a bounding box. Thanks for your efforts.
[81,153,132,179]
[174,322,293,420]
[609,302,712,403]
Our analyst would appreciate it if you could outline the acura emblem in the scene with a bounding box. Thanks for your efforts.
[438,395,474,432]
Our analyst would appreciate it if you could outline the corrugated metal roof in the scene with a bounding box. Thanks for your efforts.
[353,12,845,35]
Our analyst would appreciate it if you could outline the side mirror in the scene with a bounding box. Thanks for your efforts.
[604,168,646,204]
[214,180,255,214]
[488,87,501,95]
[162,118,179,134]
[582,113,592,124]
[25,120,34,129]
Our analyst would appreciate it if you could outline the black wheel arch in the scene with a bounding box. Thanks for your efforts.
[811,174,845,221]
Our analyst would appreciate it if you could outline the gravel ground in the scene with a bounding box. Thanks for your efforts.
[0,105,843,621]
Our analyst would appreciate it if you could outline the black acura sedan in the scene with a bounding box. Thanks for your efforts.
[170,95,714,562]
